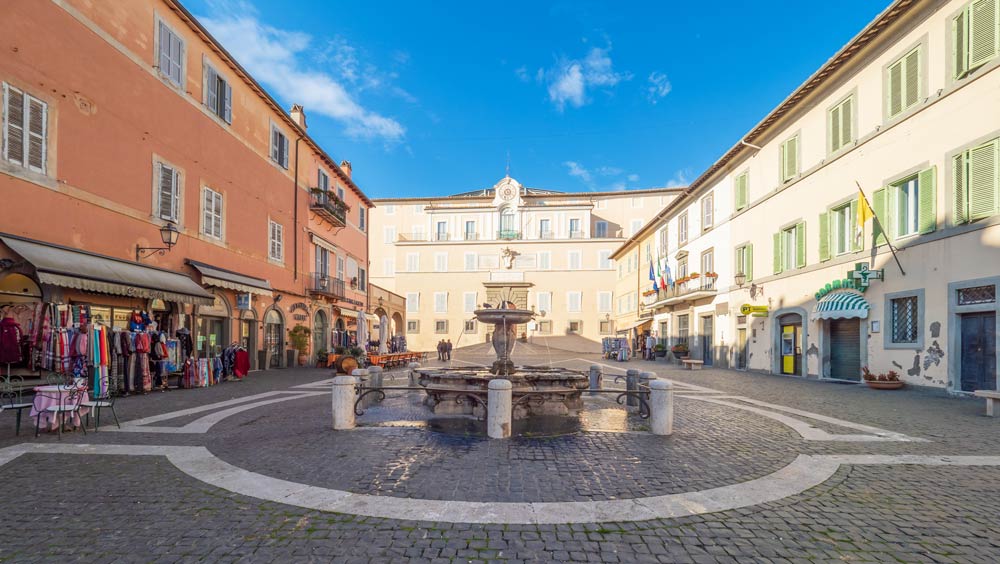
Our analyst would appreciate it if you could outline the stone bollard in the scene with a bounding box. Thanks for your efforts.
[368,366,384,392]
[487,379,513,439]
[639,372,655,417]
[352,368,371,409]
[589,365,603,396]
[407,362,422,386]
[332,375,358,430]
[625,369,640,407]
[649,379,674,436]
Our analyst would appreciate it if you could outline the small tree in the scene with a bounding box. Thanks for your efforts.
[288,325,311,355]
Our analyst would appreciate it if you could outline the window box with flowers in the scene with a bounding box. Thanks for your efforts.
[862,367,904,390]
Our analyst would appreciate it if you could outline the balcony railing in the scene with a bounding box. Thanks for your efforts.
[497,230,521,240]
[434,233,450,241]
[539,231,554,240]
[569,230,584,239]
[464,232,479,241]
[309,191,347,227]
[308,273,345,298]
[397,233,427,242]
[645,277,718,307]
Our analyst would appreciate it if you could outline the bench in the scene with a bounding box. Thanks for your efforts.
[681,359,704,371]
[974,390,1000,417]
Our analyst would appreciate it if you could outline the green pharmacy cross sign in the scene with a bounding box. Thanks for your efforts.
[815,262,884,301]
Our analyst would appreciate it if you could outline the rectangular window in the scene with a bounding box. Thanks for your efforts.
[384,226,396,244]
[270,124,289,168]
[828,95,854,153]
[598,250,612,269]
[406,292,419,313]
[598,291,612,313]
[595,221,608,238]
[677,258,688,280]
[359,207,366,231]
[407,320,419,333]
[569,218,581,238]
[157,21,185,87]
[677,315,689,345]
[203,63,232,123]
[833,204,853,255]
[358,268,366,291]
[567,291,582,313]
[568,320,582,333]
[317,169,330,192]
[434,320,448,334]
[337,185,345,201]
[539,252,551,270]
[268,220,283,262]
[657,227,668,255]
[600,320,612,334]
[568,251,582,270]
[464,292,477,313]
[537,292,552,315]
[202,187,223,239]
[630,219,642,236]
[434,292,448,313]
[952,139,998,223]
[774,222,806,273]
[383,258,394,276]
[780,135,799,182]
[538,320,552,334]
[155,162,180,222]
[953,0,999,79]
[890,296,919,343]
[887,47,920,118]
[700,249,714,276]
[631,197,641,208]
[406,253,419,272]
[434,253,447,272]
[2,84,47,173]
[464,220,476,240]
[735,243,753,282]
[897,176,920,238]
[734,172,749,211]
[315,246,329,276]
[958,284,996,305]
[702,194,714,229]
[539,218,552,238]
[464,252,477,271]
[464,320,477,334]
[436,221,448,241]
[336,256,345,280]
[385,204,395,215]
[678,212,688,245]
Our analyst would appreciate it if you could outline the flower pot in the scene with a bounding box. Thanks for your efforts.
[297,353,308,366]
[865,380,904,390]
[654,350,667,358]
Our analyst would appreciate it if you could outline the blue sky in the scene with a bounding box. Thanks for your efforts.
[191,1,888,198]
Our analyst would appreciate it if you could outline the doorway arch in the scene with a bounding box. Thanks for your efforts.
[264,307,284,369]
[772,308,808,377]
[392,312,404,336]
[313,310,329,361]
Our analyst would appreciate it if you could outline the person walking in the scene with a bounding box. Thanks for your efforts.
[436,339,444,361]
[645,333,656,361]
[445,339,453,361]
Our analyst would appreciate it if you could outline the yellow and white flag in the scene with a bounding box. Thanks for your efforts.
[856,189,874,236]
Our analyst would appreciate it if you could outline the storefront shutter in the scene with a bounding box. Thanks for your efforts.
[903,49,920,109]
[4,86,24,165]
[955,9,969,78]
[872,187,887,245]
[772,232,782,274]
[795,222,806,268]
[818,211,830,262]
[918,166,937,234]
[968,139,998,220]
[953,153,969,224]
[969,0,999,69]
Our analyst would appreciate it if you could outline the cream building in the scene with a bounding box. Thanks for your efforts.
[615,0,1000,393]
[369,177,681,351]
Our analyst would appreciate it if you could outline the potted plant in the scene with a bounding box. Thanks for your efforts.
[704,272,719,278]
[316,348,328,368]
[653,343,667,358]
[288,325,311,366]
[670,343,689,363]
[862,366,904,390]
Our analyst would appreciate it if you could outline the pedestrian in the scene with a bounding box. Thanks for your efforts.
[646,333,657,361]
[446,339,453,361]
[437,340,444,361]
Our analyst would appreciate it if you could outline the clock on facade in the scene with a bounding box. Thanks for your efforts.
[499,185,516,201]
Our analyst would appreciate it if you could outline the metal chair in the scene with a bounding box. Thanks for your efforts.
[44,373,67,386]
[83,386,120,431]
[0,376,33,436]
[33,385,87,440]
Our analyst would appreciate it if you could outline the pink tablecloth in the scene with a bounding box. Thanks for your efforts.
[30,385,91,431]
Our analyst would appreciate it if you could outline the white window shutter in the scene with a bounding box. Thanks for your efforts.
[281,134,289,168]
[270,127,279,162]
[203,189,212,235]
[223,81,232,123]
[213,191,223,237]
[158,22,170,74]
[4,86,24,165]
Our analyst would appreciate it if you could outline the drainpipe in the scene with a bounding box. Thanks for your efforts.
[293,136,303,281]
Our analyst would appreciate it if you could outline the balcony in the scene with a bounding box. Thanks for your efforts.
[569,230,584,239]
[397,233,428,242]
[434,232,450,242]
[309,191,347,227]
[497,230,521,240]
[646,277,718,308]
[539,231,554,240]
[308,272,345,299]
[463,232,479,241]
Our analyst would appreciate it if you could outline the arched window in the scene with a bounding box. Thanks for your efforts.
[499,206,516,233]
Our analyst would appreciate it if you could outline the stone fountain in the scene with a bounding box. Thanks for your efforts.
[415,300,588,419]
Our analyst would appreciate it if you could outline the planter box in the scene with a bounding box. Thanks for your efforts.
[865,380,904,390]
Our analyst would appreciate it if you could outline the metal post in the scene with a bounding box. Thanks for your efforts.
[589,365,603,396]
[332,375,358,430]
[625,368,639,407]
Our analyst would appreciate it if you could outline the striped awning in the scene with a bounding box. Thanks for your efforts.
[814,291,870,320]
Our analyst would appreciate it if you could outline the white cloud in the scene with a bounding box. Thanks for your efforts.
[647,71,672,103]
[627,173,640,182]
[564,161,641,191]
[596,166,623,176]
[541,44,632,111]
[665,170,690,188]
[564,161,593,184]
[515,66,531,82]
[199,9,405,141]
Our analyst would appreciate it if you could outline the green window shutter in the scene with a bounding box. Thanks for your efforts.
[795,222,806,268]
[953,152,969,224]
[829,106,841,152]
[872,187,887,245]
[842,97,853,147]
[969,0,999,69]
[955,9,969,78]
[918,166,937,234]
[734,173,747,210]
[850,199,862,251]
[888,60,903,117]
[780,142,788,182]
[745,243,753,282]
[818,211,830,262]
[903,48,920,109]
[788,137,798,179]
[772,232,782,274]
[968,139,999,220]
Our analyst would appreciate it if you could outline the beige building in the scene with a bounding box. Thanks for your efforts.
[615,0,1000,393]
[369,177,681,351]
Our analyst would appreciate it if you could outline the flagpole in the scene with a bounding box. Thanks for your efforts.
[856,181,905,276]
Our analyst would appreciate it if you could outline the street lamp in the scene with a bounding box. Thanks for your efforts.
[734,271,747,288]
[136,223,180,262]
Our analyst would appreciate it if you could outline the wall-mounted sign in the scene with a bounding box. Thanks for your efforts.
[236,294,252,310]
[289,302,309,313]
[815,262,884,301]
[292,314,308,321]
[739,304,769,315]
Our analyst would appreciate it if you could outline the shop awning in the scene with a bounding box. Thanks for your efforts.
[616,318,651,333]
[0,234,214,306]
[338,309,359,319]
[186,259,273,297]
[813,291,870,320]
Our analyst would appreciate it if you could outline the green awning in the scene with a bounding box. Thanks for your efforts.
[814,291,870,320]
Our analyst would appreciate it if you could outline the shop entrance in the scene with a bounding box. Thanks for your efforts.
[829,318,861,381]
[700,315,713,366]
[960,312,996,392]
[264,309,283,369]
[240,318,257,371]
[313,310,329,360]
[778,313,802,375]
[197,316,225,358]
[736,327,747,370]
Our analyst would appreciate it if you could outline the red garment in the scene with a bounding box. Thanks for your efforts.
[234,349,250,379]
[0,317,23,363]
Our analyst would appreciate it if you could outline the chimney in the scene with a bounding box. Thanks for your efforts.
[290,104,307,130]
[340,160,352,178]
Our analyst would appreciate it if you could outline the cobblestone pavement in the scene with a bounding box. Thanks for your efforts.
[1,349,999,562]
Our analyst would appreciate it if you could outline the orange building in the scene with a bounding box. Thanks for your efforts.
[0,0,371,374]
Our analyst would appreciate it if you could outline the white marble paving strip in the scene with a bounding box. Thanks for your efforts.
[108,392,324,434]
[114,391,312,427]
[726,397,920,441]
[291,379,335,389]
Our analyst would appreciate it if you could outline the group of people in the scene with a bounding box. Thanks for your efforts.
[436,339,453,361]
[641,332,659,361]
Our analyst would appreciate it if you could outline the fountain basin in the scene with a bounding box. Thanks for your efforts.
[416,366,588,418]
